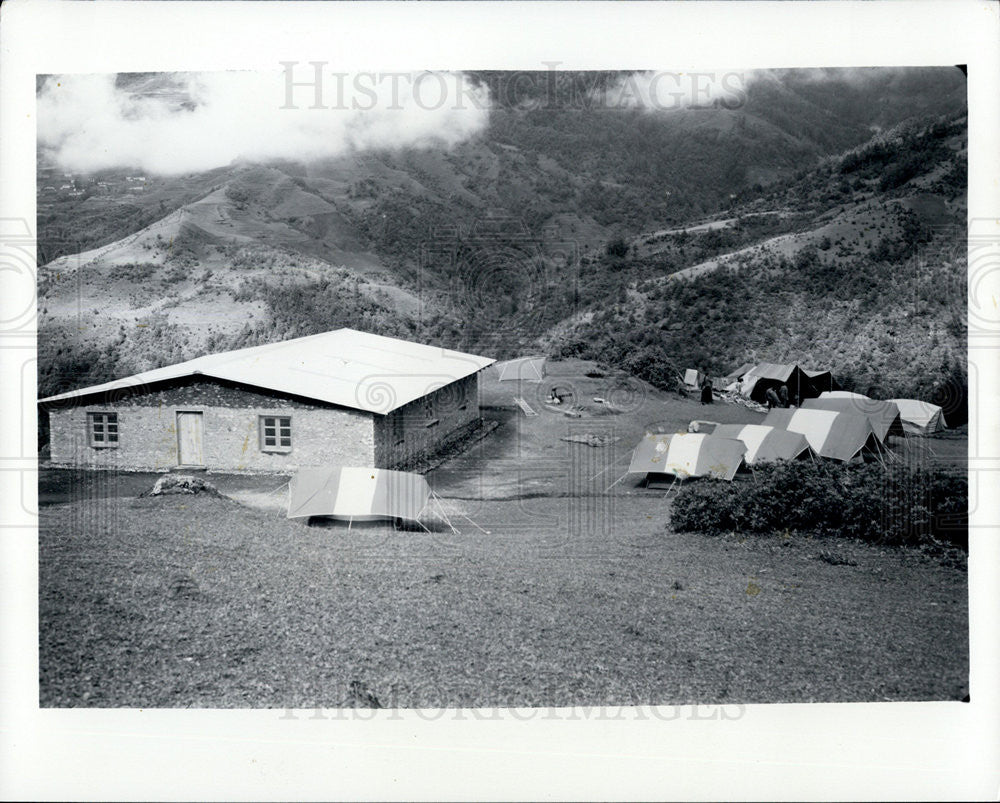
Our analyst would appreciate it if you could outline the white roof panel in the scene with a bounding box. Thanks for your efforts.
[39,329,495,415]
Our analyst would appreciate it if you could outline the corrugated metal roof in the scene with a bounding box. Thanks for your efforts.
[38,329,495,415]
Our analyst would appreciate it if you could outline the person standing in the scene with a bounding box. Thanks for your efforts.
[700,379,714,405]
[778,384,789,408]
[765,386,781,409]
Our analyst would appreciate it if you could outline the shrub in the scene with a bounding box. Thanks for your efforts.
[670,460,967,549]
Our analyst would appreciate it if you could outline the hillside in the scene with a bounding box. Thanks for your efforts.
[37,68,967,418]
[541,113,968,419]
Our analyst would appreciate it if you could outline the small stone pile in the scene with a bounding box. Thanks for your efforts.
[142,474,221,497]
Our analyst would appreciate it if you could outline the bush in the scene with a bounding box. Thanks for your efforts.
[670,460,967,549]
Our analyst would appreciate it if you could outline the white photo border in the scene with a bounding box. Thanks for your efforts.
[2,1,998,800]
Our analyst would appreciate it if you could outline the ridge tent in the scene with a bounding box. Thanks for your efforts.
[288,467,430,523]
[889,398,947,436]
[722,363,755,385]
[628,432,746,482]
[739,362,808,403]
[710,424,812,465]
[805,396,905,441]
[763,408,879,462]
[496,356,546,382]
[738,362,836,403]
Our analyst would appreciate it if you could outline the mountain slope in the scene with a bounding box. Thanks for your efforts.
[37,68,967,410]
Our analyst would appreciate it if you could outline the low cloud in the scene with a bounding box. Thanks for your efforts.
[599,70,749,111]
[37,70,492,175]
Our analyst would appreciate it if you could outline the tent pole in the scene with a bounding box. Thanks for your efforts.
[876,434,895,465]
[870,438,887,468]
[432,491,460,535]
[433,490,483,535]
[348,515,353,531]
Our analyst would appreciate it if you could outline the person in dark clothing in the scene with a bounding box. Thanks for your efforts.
[765,387,781,409]
[700,379,714,405]
[778,384,789,408]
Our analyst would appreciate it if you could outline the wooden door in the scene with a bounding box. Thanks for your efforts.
[176,412,204,466]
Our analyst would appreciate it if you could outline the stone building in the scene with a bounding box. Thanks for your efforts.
[39,329,494,473]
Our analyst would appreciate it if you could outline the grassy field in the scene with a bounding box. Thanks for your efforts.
[38,359,969,708]
[39,488,967,708]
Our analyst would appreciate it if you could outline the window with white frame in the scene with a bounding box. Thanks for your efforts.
[259,415,292,452]
[88,412,119,448]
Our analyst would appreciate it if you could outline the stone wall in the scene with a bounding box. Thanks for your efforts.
[46,377,375,472]
[373,373,481,469]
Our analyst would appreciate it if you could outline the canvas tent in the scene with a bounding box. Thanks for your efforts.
[889,398,947,436]
[628,433,746,482]
[496,356,546,382]
[710,424,812,465]
[722,363,755,386]
[288,467,430,523]
[762,408,878,462]
[738,362,836,403]
[739,362,808,403]
[805,395,905,441]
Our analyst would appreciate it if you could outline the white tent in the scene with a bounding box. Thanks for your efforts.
[889,399,947,436]
[628,433,746,482]
[805,396,905,442]
[763,408,879,462]
[496,356,546,382]
[288,467,430,523]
